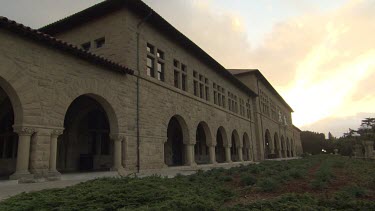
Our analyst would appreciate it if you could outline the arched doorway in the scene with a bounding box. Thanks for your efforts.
[264,129,271,159]
[195,122,210,165]
[274,133,280,158]
[243,133,250,161]
[280,136,286,158]
[165,116,186,166]
[231,130,240,162]
[57,95,113,172]
[0,87,18,179]
[215,127,226,163]
[291,139,294,157]
[286,138,290,157]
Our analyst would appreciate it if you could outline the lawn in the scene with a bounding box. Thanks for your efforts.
[1,155,374,210]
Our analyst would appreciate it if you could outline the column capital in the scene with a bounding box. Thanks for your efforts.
[51,129,64,138]
[110,134,126,142]
[14,127,36,136]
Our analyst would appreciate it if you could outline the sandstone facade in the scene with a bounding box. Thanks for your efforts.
[0,0,302,181]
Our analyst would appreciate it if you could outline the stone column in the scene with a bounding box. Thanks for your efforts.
[110,134,125,171]
[225,146,231,163]
[10,127,35,180]
[185,144,195,166]
[209,145,216,164]
[49,129,63,174]
[238,147,244,161]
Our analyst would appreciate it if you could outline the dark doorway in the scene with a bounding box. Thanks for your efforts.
[265,130,271,159]
[58,95,113,173]
[215,128,226,163]
[0,88,18,179]
[231,132,239,162]
[165,116,185,166]
[195,123,209,164]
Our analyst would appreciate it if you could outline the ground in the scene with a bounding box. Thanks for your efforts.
[0,155,374,210]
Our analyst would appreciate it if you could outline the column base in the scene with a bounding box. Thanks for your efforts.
[10,171,34,183]
[46,171,61,181]
[111,167,126,176]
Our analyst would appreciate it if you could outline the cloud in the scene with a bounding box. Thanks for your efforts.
[145,0,375,136]
[302,112,375,137]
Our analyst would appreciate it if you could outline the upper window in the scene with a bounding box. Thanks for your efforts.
[173,59,188,91]
[193,71,209,101]
[95,37,105,48]
[81,42,91,51]
[146,43,164,81]
[213,83,225,108]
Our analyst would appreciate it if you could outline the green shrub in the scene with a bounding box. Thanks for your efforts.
[240,175,257,186]
[257,178,279,192]
[341,185,368,198]
[289,168,304,179]
[221,176,233,182]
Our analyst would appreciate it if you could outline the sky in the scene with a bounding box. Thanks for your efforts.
[1,0,374,137]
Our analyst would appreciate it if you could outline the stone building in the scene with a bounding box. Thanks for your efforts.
[0,0,302,181]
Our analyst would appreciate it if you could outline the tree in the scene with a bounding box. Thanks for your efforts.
[300,131,326,155]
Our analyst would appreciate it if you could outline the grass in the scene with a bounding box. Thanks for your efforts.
[0,155,374,210]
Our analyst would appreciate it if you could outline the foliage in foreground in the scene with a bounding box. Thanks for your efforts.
[0,155,374,210]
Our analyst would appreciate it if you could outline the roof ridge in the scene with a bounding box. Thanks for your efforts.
[0,16,134,75]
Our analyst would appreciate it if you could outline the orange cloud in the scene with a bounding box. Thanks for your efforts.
[145,0,375,136]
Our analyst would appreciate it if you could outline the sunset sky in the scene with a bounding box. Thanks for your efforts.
[1,0,374,137]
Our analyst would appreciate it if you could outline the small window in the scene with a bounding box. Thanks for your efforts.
[174,70,179,88]
[181,64,186,72]
[147,56,154,77]
[81,42,91,51]
[174,60,179,68]
[157,50,164,59]
[95,37,105,48]
[193,71,197,78]
[182,74,187,91]
[194,81,198,96]
[157,62,164,81]
[147,43,154,54]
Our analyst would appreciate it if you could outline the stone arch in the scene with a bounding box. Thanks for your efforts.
[194,121,212,164]
[274,133,280,158]
[164,115,189,166]
[58,95,116,172]
[280,135,285,158]
[231,130,240,161]
[0,82,20,178]
[0,77,23,126]
[61,93,119,135]
[215,126,227,163]
[264,129,271,159]
[291,139,295,157]
[243,132,251,161]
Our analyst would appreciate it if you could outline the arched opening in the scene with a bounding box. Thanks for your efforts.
[215,127,226,163]
[286,138,290,157]
[281,136,285,158]
[264,129,271,159]
[194,122,210,164]
[291,139,294,157]
[243,133,251,161]
[165,116,186,166]
[57,95,113,173]
[0,87,18,179]
[274,133,279,158]
[231,130,240,162]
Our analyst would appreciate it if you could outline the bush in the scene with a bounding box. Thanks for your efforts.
[240,175,257,186]
[289,168,304,179]
[341,185,368,198]
[257,178,279,192]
